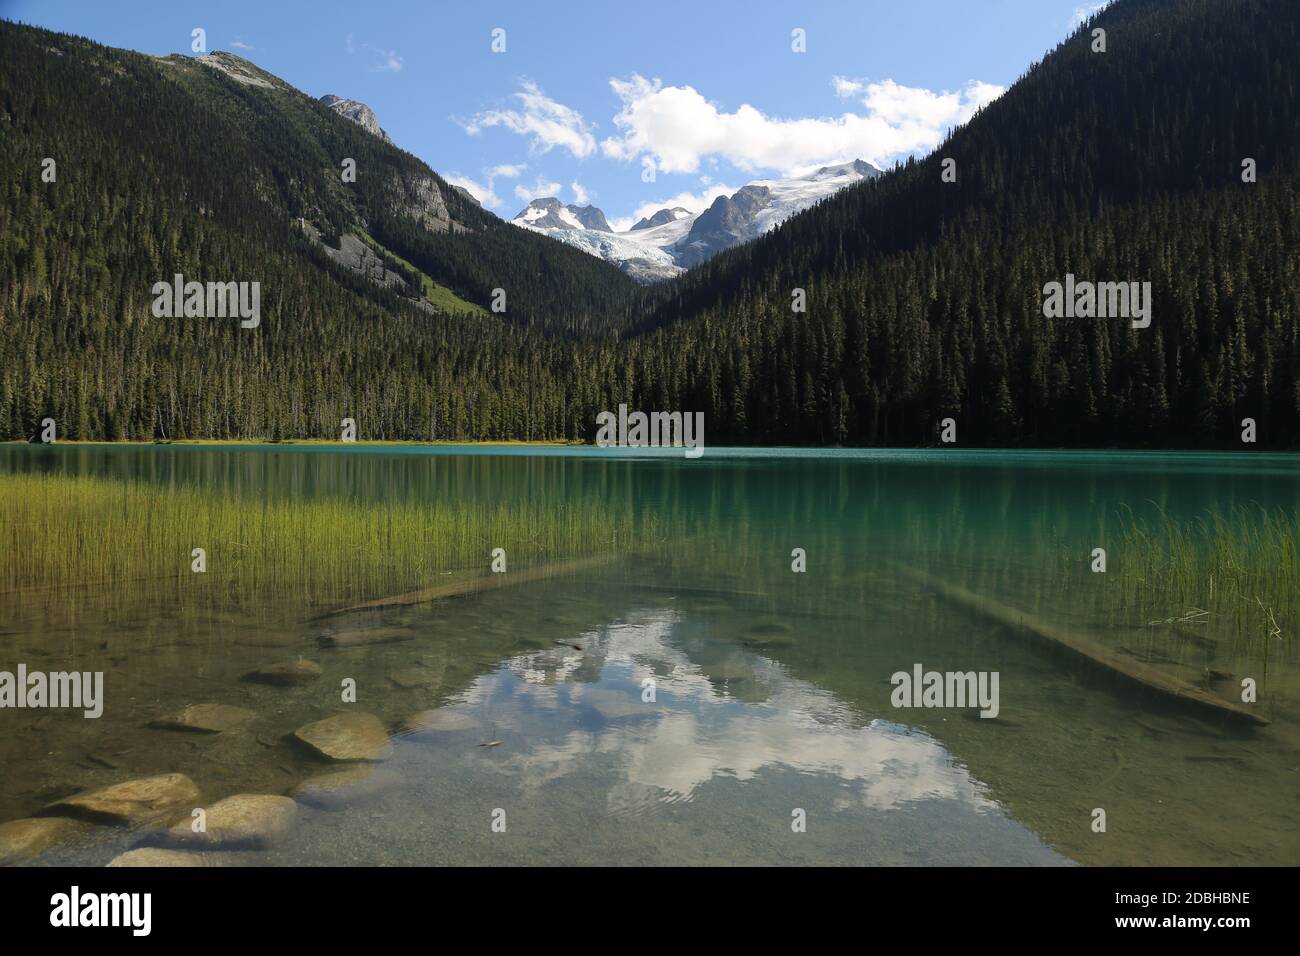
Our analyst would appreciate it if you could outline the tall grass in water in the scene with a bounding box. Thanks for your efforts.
[0,473,661,607]
[1113,505,1298,654]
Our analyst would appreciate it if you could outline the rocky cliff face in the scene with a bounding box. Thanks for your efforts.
[676,186,774,268]
[196,52,284,89]
[630,207,692,230]
[319,94,394,145]
[385,172,456,234]
[314,95,455,232]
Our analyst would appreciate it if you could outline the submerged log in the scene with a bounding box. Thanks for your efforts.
[317,552,625,619]
[628,583,770,600]
[895,563,1269,727]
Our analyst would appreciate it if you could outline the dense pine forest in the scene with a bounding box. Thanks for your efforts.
[1,0,1297,446]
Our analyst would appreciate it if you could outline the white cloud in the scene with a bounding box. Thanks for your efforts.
[229,39,255,52]
[570,181,591,205]
[607,183,737,232]
[601,73,1004,175]
[855,77,1004,130]
[444,173,499,209]
[832,76,865,98]
[462,81,597,159]
[345,33,354,54]
[513,176,563,204]
[1071,1,1112,28]
[444,164,527,210]
[363,43,402,73]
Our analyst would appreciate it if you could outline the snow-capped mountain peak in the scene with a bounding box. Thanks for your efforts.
[801,159,879,182]
[630,207,693,230]
[509,159,882,282]
[513,198,613,232]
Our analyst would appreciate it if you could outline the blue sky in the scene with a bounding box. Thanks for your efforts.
[4,0,1109,228]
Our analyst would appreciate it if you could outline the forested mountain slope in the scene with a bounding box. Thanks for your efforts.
[630,0,1300,445]
[1,0,1297,446]
[0,20,638,439]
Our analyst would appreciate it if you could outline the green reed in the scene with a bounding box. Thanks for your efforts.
[0,472,662,607]
[1109,504,1297,653]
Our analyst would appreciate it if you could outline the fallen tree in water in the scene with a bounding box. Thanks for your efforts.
[894,563,1269,727]
[317,551,627,619]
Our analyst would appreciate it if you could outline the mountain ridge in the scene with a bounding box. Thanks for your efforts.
[511,159,882,281]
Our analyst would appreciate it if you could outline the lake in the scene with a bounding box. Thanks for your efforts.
[1,444,1297,866]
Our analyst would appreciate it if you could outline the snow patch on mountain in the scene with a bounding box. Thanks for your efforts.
[510,160,881,282]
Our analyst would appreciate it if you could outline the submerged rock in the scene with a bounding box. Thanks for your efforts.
[742,635,792,649]
[243,659,322,686]
[108,848,209,867]
[394,709,478,735]
[43,773,200,827]
[148,703,256,734]
[702,660,756,682]
[289,766,401,810]
[0,817,89,864]
[293,712,392,762]
[155,794,297,849]
[743,622,794,647]
[389,667,441,689]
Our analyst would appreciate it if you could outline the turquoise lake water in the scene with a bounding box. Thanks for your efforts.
[1,444,1297,866]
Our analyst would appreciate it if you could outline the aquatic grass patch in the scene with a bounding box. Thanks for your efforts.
[1109,505,1298,654]
[0,472,661,607]
[859,499,1296,665]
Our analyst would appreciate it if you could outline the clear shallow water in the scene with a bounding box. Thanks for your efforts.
[2,444,1298,866]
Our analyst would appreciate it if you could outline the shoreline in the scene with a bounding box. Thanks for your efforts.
[5,440,1300,457]
[1,438,585,448]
